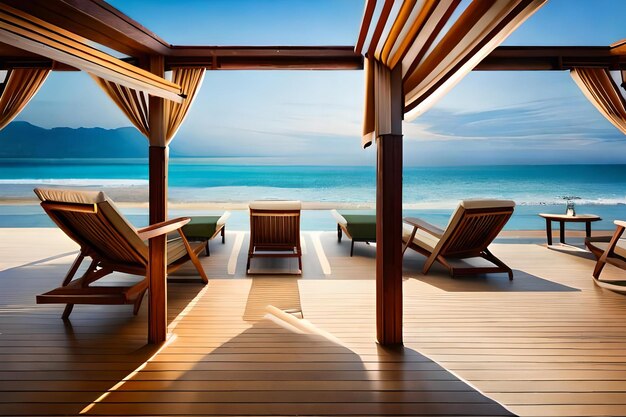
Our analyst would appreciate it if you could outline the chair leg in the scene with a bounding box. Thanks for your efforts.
[246,256,251,274]
[298,256,303,273]
[189,250,208,284]
[593,225,625,280]
[59,251,86,319]
[81,259,104,287]
[61,251,86,286]
[133,288,148,315]
[205,241,210,257]
[350,240,354,257]
[483,248,514,280]
[221,226,226,244]
[337,225,342,242]
[177,229,209,284]
[422,253,437,275]
[593,259,607,279]
[59,261,112,319]
[61,304,74,320]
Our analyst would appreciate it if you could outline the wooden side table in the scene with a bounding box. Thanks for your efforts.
[538,213,601,245]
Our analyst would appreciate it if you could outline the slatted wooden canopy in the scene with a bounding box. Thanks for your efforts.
[0,0,624,345]
[0,0,624,72]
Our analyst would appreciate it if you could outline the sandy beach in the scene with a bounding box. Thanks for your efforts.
[0,196,376,210]
[0,189,620,233]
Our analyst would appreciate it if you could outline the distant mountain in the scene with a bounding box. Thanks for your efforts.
[0,121,150,158]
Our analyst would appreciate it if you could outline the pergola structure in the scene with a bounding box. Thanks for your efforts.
[0,0,624,345]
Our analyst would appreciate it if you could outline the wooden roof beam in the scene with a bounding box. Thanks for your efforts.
[0,4,182,102]
[166,46,363,70]
[476,46,626,70]
[0,0,170,57]
[1,44,624,72]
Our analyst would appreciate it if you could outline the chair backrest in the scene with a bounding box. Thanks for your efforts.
[34,188,148,267]
[435,199,515,258]
[249,200,301,251]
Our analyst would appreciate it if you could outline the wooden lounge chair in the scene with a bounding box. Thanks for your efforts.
[585,221,626,294]
[331,209,376,256]
[34,188,208,318]
[247,200,302,274]
[181,212,231,256]
[402,199,515,279]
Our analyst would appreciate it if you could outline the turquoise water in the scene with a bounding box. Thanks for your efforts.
[1,160,626,230]
[2,205,624,232]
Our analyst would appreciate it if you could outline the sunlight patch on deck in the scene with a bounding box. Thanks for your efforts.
[311,232,331,275]
[79,282,210,415]
[78,333,177,415]
[227,231,245,275]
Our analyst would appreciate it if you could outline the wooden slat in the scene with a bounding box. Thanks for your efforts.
[1,0,170,57]
[0,4,182,102]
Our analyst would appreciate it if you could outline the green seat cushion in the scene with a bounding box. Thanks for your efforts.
[182,216,223,239]
[338,211,376,240]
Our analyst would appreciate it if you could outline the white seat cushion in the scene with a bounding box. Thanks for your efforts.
[249,200,301,210]
[613,239,626,259]
[460,199,515,209]
[402,224,439,252]
[217,211,231,226]
[34,188,107,205]
[331,209,347,227]
[34,187,147,260]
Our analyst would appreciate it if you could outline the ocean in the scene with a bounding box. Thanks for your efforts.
[1,159,625,231]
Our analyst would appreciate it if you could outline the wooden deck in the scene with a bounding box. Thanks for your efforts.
[1,228,625,416]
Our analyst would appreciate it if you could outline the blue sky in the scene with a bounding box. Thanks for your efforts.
[14,0,626,165]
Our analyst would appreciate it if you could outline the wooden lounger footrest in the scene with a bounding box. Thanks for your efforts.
[37,283,147,305]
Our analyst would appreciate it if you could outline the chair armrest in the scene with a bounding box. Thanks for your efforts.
[614,220,626,229]
[137,217,191,240]
[403,217,444,238]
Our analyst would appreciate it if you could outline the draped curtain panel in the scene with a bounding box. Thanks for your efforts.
[362,58,393,148]
[165,68,205,144]
[357,0,546,148]
[91,67,205,143]
[0,68,50,130]
[91,75,150,137]
[571,68,626,135]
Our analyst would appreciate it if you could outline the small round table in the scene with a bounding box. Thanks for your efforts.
[538,213,601,245]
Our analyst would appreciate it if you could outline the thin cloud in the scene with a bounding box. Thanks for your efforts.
[404,97,622,145]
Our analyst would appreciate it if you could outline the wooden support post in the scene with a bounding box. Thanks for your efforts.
[376,134,403,344]
[148,55,168,344]
[376,64,403,345]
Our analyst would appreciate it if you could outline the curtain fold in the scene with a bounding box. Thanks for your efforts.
[165,68,205,144]
[362,58,375,148]
[91,74,150,137]
[0,68,50,130]
[357,0,547,146]
[403,0,546,120]
[91,67,205,142]
[362,58,393,148]
[571,68,626,135]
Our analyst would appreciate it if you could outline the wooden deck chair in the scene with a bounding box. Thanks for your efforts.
[34,188,208,318]
[585,221,626,294]
[402,200,515,279]
[247,201,302,274]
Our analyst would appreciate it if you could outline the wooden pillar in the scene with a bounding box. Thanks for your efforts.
[376,65,403,345]
[147,55,168,344]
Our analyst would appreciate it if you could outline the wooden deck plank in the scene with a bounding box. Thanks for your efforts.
[1,230,626,416]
